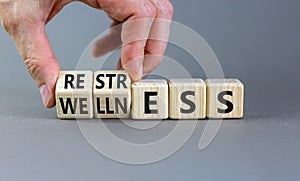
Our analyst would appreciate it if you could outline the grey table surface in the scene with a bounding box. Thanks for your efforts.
[0,0,300,180]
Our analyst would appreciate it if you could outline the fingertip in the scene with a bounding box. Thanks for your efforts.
[123,60,143,82]
[46,97,56,108]
[132,76,142,82]
[92,43,102,57]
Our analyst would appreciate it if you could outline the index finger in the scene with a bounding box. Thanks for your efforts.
[143,0,174,76]
[120,3,157,81]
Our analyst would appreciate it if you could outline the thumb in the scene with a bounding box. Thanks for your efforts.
[7,22,60,108]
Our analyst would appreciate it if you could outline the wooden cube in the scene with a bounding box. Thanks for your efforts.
[131,80,168,119]
[169,79,206,119]
[56,71,93,119]
[205,79,244,118]
[93,70,131,118]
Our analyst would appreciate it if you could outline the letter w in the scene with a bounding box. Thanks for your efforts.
[59,98,77,114]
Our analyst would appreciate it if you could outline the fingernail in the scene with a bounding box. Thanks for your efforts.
[123,58,143,81]
[39,84,51,107]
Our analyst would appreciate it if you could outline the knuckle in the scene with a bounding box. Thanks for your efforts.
[0,5,40,37]
[24,58,42,80]
[159,0,174,16]
[0,5,20,35]
[1,13,28,38]
[136,2,157,18]
[1,18,19,35]
[166,1,174,15]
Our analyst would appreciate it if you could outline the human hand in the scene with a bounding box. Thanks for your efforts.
[0,0,173,108]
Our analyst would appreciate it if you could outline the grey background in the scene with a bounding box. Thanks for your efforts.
[0,0,300,180]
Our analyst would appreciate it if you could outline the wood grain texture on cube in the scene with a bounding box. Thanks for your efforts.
[169,79,206,119]
[93,70,131,118]
[56,71,93,119]
[206,79,244,119]
[131,79,168,119]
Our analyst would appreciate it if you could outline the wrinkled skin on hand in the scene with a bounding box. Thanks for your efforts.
[0,0,173,108]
